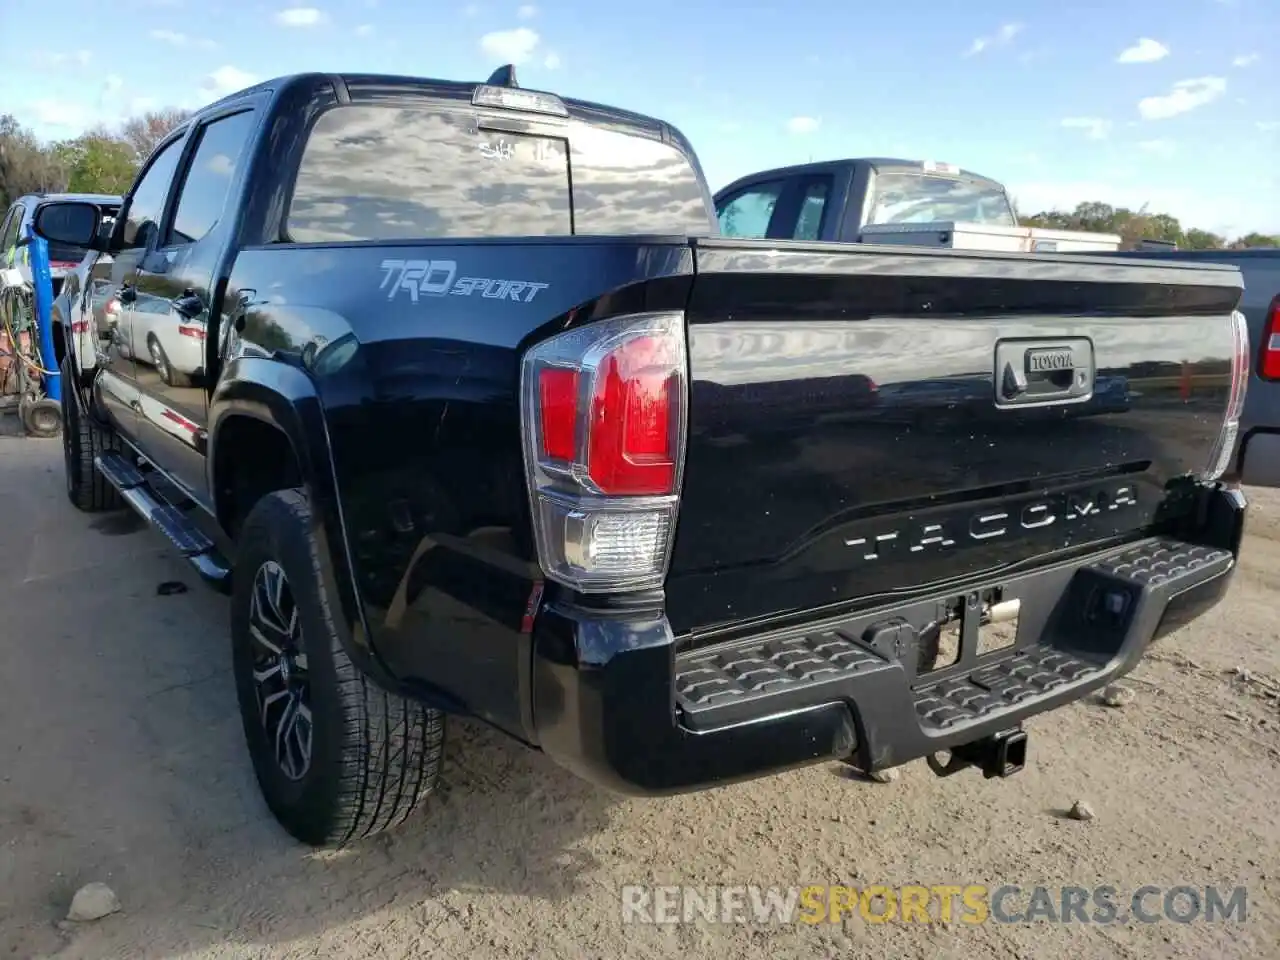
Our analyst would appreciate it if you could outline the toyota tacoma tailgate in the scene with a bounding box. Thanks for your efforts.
[666,240,1246,636]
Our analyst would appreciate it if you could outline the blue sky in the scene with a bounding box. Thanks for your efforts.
[3,0,1277,236]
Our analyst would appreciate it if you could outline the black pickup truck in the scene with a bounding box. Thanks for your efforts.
[33,68,1250,848]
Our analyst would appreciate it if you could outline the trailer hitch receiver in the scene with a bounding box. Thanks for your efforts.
[927,728,1028,779]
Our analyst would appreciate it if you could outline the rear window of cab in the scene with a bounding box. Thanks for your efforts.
[285,102,712,242]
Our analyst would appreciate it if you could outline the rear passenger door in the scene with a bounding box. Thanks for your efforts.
[129,104,260,505]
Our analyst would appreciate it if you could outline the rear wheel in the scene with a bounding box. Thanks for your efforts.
[231,488,445,847]
[60,355,122,512]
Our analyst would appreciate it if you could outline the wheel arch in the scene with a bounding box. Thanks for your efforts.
[209,357,381,676]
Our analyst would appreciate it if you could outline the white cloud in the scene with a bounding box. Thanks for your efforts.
[29,100,93,130]
[356,23,375,36]
[1258,121,1280,133]
[129,97,159,115]
[275,6,327,27]
[543,51,562,70]
[964,22,1022,57]
[1117,38,1169,64]
[517,3,537,18]
[1232,53,1259,67]
[480,26,539,63]
[151,29,216,49]
[103,74,125,96]
[202,65,257,98]
[1060,117,1112,140]
[787,116,821,134]
[462,3,481,15]
[33,49,93,68]
[1138,138,1177,157]
[206,153,235,176]
[1138,76,1226,120]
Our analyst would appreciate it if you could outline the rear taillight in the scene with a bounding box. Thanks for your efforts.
[1204,309,1250,481]
[521,311,687,592]
[105,299,120,316]
[178,323,206,340]
[1260,296,1280,381]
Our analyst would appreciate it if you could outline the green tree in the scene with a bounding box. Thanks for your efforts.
[54,130,137,195]
[1136,212,1183,246]
[1183,228,1226,250]
[0,114,68,206]
[118,108,191,163]
[1234,232,1280,249]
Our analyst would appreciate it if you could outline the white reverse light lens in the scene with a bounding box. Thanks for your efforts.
[534,497,675,590]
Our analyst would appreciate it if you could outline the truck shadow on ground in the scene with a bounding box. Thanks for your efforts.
[0,479,621,959]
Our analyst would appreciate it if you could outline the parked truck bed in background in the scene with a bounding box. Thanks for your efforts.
[34,69,1251,849]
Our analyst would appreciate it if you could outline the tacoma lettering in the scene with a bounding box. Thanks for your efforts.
[844,484,1139,561]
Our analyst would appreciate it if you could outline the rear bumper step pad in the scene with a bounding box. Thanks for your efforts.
[673,536,1233,769]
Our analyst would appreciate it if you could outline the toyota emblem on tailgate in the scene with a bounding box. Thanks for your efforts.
[994,338,1095,408]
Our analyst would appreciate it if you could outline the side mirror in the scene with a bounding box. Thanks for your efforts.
[32,201,103,249]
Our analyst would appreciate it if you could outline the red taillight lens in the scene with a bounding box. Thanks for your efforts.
[587,336,678,496]
[105,299,120,316]
[521,311,688,593]
[177,323,205,340]
[538,367,579,461]
[1260,297,1280,381]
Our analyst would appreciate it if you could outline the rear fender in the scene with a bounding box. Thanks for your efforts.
[209,357,388,679]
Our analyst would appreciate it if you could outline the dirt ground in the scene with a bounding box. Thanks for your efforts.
[1,434,1277,960]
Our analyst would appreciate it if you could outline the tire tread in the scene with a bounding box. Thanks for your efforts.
[239,489,444,847]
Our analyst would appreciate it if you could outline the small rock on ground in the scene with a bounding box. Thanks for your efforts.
[66,882,120,922]
[868,768,900,784]
[1101,683,1135,708]
[1067,800,1096,822]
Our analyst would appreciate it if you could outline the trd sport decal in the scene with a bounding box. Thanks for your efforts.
[379,259,549,303]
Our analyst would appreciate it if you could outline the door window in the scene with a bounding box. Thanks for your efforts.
[793,179,831,241]
[169,110,257,245]
[121,137,184,249]
[716,182,783,238]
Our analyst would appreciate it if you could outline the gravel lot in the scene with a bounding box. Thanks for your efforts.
[1,434,1277,959]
